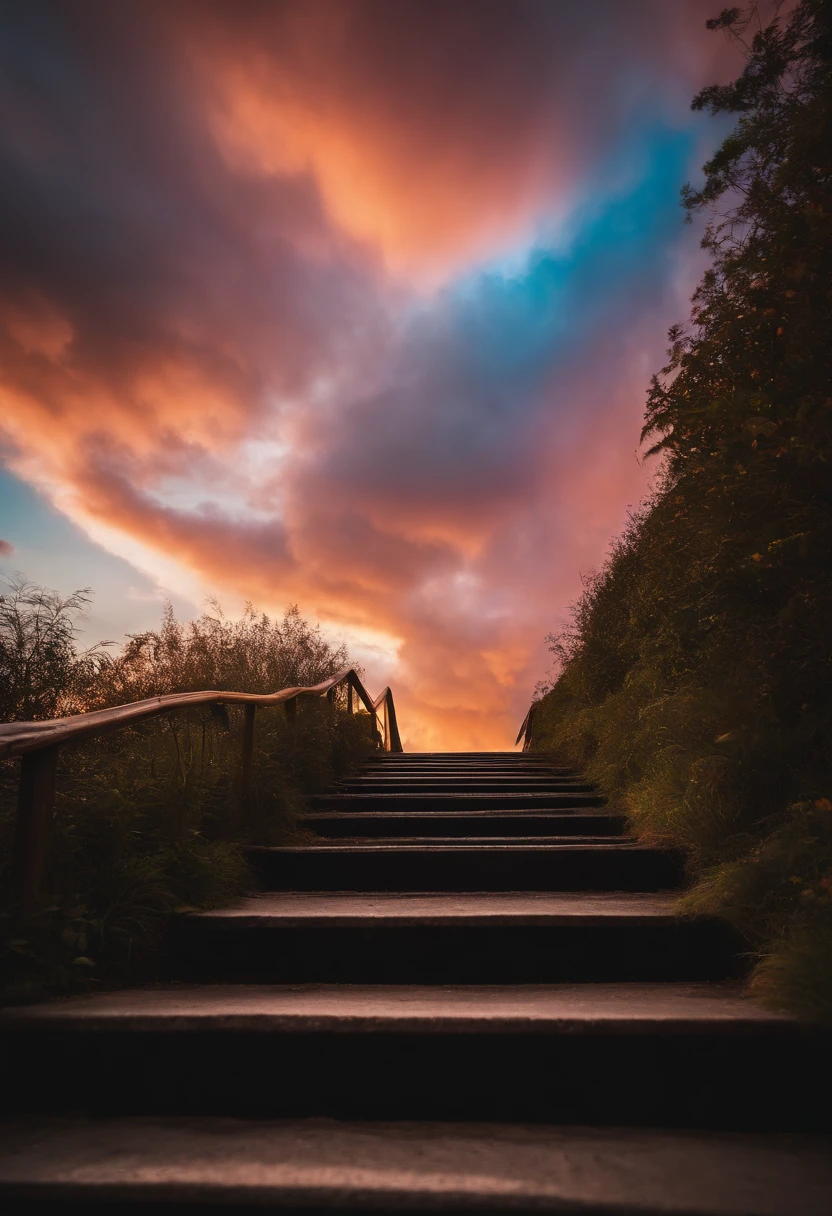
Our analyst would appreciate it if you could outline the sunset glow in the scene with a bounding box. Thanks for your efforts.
[0,0,740,748]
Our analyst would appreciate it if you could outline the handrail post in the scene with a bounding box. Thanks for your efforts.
[240,704,255,820]
[385,690,403,753]
[11,743,59,915]
[523,703,537,752]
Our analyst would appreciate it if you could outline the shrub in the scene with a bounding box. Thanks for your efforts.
[1,584,376,1002]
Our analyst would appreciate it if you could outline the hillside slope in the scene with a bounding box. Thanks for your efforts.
[531,0,832,1019]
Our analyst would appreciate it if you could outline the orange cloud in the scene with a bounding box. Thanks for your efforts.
[184,0,569,282]
[0,0,741,748]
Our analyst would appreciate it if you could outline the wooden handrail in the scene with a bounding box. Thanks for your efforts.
[0,666,395,758]
[3,666,402,912]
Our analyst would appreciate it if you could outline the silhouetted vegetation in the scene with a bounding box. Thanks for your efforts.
[1,580,375,1001]
[531,1,832,1019]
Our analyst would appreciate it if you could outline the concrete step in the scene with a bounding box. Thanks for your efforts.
[303,810,627,838]
[354,763,577,771]
[246,842,683,891]
[353,778,579,785]
[2,983,829,1129]
[371,754,568,762]
[359,768,576,775]
[166,892,744,984]
[355,773,579,781]
[340,775,591,782]
[349,779,581,788]
[372,744,552,753]
[312,792,607,812]
[1,1116,830,1215]
[358,765,576,775]
[299,835,634,845]
[335,781,595,794]
[359,757,571,767]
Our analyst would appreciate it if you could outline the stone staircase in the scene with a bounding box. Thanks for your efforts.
[1,750,831,1213]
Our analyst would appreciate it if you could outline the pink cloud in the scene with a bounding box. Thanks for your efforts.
[0,0,743,747]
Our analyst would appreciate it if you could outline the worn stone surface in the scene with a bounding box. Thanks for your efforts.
[266,843,650,855]
[275,834,629,845]
[0,1117,830,1214]
[5,751,828,1205]
[0,981,794,1033]
[303,810,629,840]
[192,891,682,924]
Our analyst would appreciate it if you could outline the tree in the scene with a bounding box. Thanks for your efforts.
[645,0,832,479]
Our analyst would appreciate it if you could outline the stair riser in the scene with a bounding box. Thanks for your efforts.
[356,775,576,782]
[359,767,575,774]
[4,1029,827,1131]
[335,783,595,794]
[363,758,569,762]
[355,774,578,782]
[303,814,627,838]
[167,920,744,984]
[247,848,684,892]
[370,755,563,761]
[313,794,607,811]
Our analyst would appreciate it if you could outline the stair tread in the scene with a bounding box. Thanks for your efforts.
[313,796,607,812]
[319,793,604,800]
[1,981,802,1033]
[336,779,591,785]
[253,841,659,853]
[1,1117,830,1216]
[286,836,633,846]
[305,810,619,819]
[336,791,595,798]
[356,772,574,777]
[185,890,683,924]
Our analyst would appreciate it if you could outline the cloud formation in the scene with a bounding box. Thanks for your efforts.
[0,0,741,746]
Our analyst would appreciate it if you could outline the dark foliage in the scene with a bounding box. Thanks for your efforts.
[532,0,832,1019]
[1,586,375,1002]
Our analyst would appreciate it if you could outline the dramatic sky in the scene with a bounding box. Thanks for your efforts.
[0,0,742,748]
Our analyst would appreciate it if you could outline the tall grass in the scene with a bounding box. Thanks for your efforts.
[531,484,832,1020]
[0,580,375,1001]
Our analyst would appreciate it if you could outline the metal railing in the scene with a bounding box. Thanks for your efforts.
[1,666,401,912]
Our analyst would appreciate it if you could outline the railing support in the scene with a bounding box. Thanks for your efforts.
[372,687,401,753]
[11,744,59,914]
[239,704,256,816]
[1,665,402,908]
